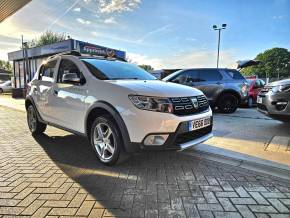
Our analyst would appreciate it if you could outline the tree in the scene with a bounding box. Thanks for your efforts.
[139,64,154,72]
[0,60,12,73]
[241,48,290,79]
[27,31,68,48]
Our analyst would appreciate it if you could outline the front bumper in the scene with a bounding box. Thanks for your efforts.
[257,92,290,121]
[128,117,213,152]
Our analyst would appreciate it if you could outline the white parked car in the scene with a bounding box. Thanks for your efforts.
[0,80,12,94]
[26,52,213,165]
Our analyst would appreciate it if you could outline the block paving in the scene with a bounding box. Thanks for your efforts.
[0,107,290,217]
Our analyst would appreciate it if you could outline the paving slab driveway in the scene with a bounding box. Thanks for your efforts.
[0,107,290,218]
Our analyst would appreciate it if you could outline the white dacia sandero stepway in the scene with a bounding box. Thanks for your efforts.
[26,52,213,165]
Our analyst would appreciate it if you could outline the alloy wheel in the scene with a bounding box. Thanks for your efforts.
[27,106,37,132]
[93,123,115,161]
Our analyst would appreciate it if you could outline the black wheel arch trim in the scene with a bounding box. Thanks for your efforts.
[85,101,134,152]
[25,96,45,123]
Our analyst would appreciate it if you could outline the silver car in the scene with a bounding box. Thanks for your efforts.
[0,80,12,94]
[257,79,290,122]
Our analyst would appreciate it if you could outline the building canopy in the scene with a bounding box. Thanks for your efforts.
[0,0,31,22]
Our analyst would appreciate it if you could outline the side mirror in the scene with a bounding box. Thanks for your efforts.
[62,73,80,84]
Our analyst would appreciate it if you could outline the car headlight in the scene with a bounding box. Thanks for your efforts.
[272,84,290,93]
[128,95,173,113]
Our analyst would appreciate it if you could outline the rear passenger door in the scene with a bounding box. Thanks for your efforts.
[193,69,223,102]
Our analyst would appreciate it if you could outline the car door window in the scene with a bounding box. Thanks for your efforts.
[199,69,222,82]
[223,69,245,80]
[39,60,57,82]
[171,70,199,85]
[254,80,260,88]
[57,59,84,84]
[259,79,265,87]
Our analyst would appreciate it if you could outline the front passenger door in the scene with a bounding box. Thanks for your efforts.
[50,58,87,133]
[35,60,57,123]
[171,70,199,87]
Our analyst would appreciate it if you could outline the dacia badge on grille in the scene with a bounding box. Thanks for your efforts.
[190,97,199,109]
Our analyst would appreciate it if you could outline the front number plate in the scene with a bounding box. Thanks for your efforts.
[189,117,211,131]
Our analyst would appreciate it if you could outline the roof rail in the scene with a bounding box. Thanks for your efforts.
[79,53,127,62]
[47,50,127,62]
[47,50,81,59]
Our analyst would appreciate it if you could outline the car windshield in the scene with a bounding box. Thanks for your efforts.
[82,59,156,80]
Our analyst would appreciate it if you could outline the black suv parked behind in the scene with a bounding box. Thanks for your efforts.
[163,68,248,113]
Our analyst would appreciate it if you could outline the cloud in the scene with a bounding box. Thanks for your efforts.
[73,7,81,12]
[136,24,172,43]
[272,15,287,19]
[0,19,39,40]
[76,18,91,25]
[91,31,99,37]
[99,0,141,13]
[186,38,197,42]
[104,17,117,24]
[163,50,238,69]
[128,49,238,70]
[127,52,163,69]
[0,40,21,60]
[46,0,81,30]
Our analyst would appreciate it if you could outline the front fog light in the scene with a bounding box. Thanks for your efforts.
[144,134,169,146]
[275,101,288,111]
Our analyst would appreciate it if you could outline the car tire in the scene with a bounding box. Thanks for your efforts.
[248,97,253,108]
[0,88,3,94]
[218,93,239,113]
[90,115,122,166]
[26,105,47,135]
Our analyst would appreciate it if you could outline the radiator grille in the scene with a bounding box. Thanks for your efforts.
[170,95,209,115]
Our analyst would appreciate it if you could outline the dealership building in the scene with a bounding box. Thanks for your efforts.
[7,39,126,97]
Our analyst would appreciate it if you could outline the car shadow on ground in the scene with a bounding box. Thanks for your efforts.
[32,130,290,217]
[33,132,206,216]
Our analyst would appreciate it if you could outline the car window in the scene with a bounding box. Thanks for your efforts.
[57,59,82,83]
[199,69,222,82]
[255,80,261,88]
[259,79,265,87]
[39,60,57,82]
[223,69,245,80]
[171,70,199,84]
[254,79,265,88]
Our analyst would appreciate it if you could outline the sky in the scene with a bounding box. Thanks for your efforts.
[0,0,289,69]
